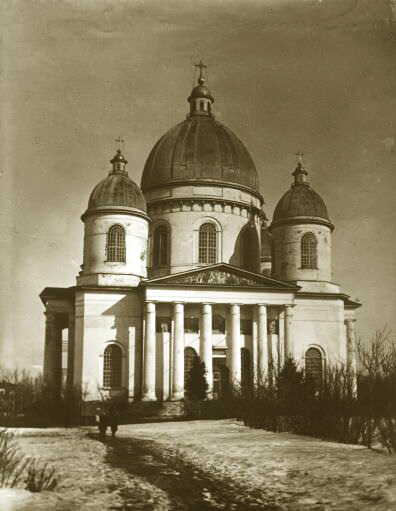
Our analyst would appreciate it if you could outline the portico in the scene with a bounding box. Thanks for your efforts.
[140,263,297,401]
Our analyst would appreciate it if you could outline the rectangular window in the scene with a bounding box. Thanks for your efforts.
[240,319,252,335]
[184,317,199,333]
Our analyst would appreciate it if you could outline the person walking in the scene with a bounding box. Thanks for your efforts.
[107,405,119,437]
[96,409,107,440]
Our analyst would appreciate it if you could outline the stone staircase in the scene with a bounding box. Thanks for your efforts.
[81,400,185,424]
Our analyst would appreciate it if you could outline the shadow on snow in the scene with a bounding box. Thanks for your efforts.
[88,432,279,511]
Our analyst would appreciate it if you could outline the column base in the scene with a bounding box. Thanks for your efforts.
[170,392,184,401]
[141,392,157,402]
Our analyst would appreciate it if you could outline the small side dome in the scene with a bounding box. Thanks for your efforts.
[271,158,333,230]
[84,150,147,217]
[88,174,146,211]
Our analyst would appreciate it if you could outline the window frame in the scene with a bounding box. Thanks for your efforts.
[106,224,126,263]
[103,344,123,389]
[198,222,217,264]
[305,346,325,387]
[301,232,318,269]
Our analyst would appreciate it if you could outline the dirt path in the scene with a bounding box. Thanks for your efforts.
[104,434,277,510]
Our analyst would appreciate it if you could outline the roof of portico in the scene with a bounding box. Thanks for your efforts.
[144,263,299,291]
[39,286,75,305]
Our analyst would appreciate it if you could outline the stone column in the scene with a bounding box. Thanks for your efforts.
[257,304,268,385]
[251,308,258,387]
[200,303,213,397]
[346,319,357,380]
[171,302,185,401]
[128,326,136,402]
[43,311,62,398]
[142,301,157,401]
[229,304,241,390]
[284,305,294,360]
[66,314,75,391]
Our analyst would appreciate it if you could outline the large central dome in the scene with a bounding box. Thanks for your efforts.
[141,71,260,196]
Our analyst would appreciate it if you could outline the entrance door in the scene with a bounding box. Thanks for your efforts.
[212,358,229,399]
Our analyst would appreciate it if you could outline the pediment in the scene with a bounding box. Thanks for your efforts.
[146,264,296,289]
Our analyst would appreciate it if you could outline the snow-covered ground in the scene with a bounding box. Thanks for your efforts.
[2,419,395,510]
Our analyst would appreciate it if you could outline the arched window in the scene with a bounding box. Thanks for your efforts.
[301,232,317,269]
[153,225,169,268]
[305,347,323,387]
[103,344,122,388]
[106,225,126,262]
[199,223,217,264]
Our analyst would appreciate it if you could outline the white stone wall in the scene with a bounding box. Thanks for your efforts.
[73,290,142,401]
[146,185,263,275]
[271,223,332,285]
[78,212,148,286]
[291,297,347,368]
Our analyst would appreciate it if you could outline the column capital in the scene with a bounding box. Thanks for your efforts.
[144,301,156,312]
[229,303,241,315]
[284,304,295,316]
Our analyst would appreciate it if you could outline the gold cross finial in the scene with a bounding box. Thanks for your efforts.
[295,151,304,163]
[195,60,207,81]
[115,136,125,151]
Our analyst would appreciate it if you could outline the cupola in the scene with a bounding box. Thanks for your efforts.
[141,63,261,198]
[270,156,336,290]
[77,147,149,287]
[83,149,147,219]
[187,61,214,116]
[271,155,333,231]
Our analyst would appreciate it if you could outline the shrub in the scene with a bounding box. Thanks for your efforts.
[25,459,57,492]
[0,429,57,491]
[238,329,396,453]
[185,357,208,401]
[0,430,29,488]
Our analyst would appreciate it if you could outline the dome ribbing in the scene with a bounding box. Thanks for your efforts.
[141,67,261,198]
[141,117,259,194]
[85,150,147,215]
[271,160,333,230]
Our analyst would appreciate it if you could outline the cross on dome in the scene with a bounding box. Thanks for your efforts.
[292,151,309,185]
[110,137,128,174]
[115,136,125,151]
[188,61,214,116]
[195,60,207,84]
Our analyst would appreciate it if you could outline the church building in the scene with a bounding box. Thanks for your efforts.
[40,66,360,405]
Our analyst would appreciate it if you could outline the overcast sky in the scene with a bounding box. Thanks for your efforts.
[1,0,395,371]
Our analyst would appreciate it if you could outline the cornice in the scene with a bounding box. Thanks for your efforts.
[143,179,264,204]
[270,216,335,232]
[147,196,267,222]
[296,291,362,308]
[81,206,150,222]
